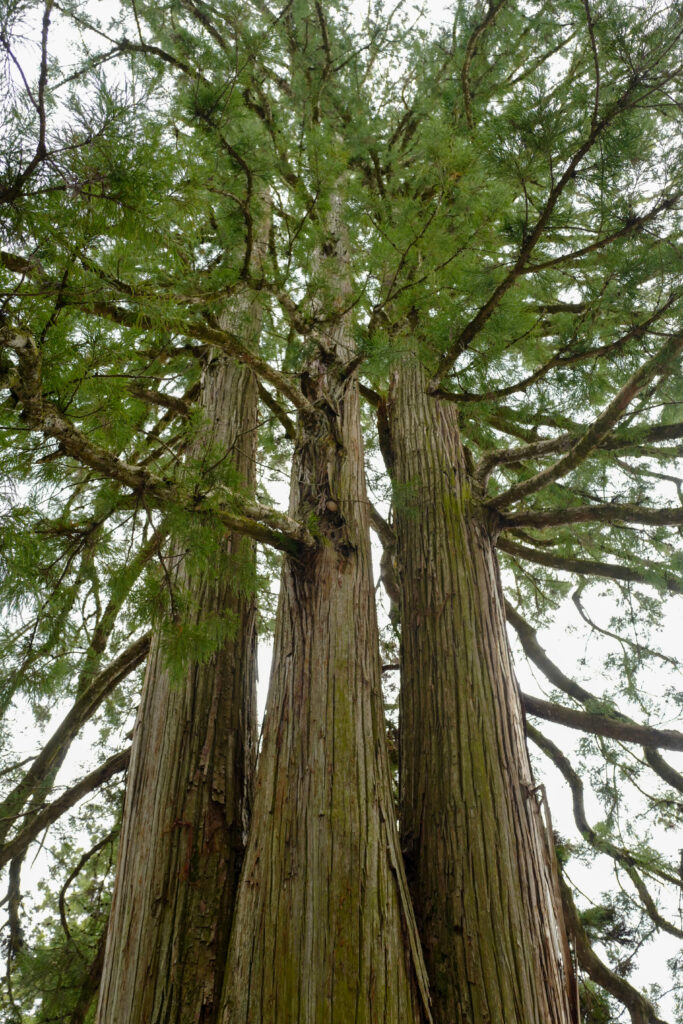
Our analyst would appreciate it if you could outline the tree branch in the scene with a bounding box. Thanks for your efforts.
[430,79,645,386]
[502,502,683,530]
[67,913,108,1024]
[527,723,681,891]
[89,299,312,412]
[1,328,313,554]
[523,693,683,751]
[0,251,312,412]
[461,0,510,128]
[0,748,130,870]
[0,633,150,840]
[506,601,683,795]
[559,873,667,1024]
[520,193,679,276]
[498,537,683,595]
[128,385,192,417]
[0,0,52,204]
[477,417,683,485]
[257,381,297,440]
[491,331,683,509]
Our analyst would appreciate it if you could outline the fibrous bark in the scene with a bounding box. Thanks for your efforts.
[219,210,431,1024]
[387,354,575,1024]
[96,353,259,1024]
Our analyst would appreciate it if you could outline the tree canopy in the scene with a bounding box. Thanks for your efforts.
[0,0,682,1021]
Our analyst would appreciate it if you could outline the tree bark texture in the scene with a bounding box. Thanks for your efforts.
[387,355,576,1024]
[96,354,259,1024]
[220,213,432,1024]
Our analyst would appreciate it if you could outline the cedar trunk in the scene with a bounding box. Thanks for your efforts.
[387,355,576,1024]
[219,215,431,1024]
[96,354,258,1024]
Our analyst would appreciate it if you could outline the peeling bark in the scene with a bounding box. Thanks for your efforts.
[388,355,575,1024]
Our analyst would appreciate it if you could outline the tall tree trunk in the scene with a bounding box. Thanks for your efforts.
[219,211,432,1024]
[386,354,576,1024]
[96,352,259,1024]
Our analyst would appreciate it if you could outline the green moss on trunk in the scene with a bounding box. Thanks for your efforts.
[388,354,575,1024]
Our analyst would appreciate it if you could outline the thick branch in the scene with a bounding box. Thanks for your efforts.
[502,503,683,530]
[506,602,683,795]
[0,748,130,870]
[0,633,149,838]
[368,503,394,550]
[1,329,313,554]
[491,331,683,509]
[523,693,683,751]
[527,724,681,891]
[257,381,297,440]
[128,385,192,416]
[498,537,683,595]
[359,382,381,408]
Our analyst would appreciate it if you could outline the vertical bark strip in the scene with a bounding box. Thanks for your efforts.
[96,353,259,1024]
[220,207,431,1024]
[388,355,575,1024]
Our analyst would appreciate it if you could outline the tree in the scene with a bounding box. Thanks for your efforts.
[1,1,682,1022]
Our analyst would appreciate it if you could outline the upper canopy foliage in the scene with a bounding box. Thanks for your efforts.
[0,0,682,1020]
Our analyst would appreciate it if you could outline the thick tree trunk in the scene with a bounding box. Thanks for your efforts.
[96,354,259,1024]
[387,355,576,1024]
[219,215,431,1024]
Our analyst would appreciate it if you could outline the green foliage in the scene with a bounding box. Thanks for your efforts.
[580,979,613,1024]
[0,0,682,1017]
[9,823,118,1024]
